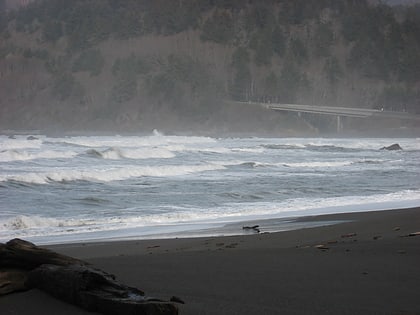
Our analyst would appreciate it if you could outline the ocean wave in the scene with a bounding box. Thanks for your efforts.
[305,144,361,152]
[0,215,104,240]
[238,161,268,168]
[83,147,175,160]
[282,158,389,168]
[212,160,270,168]
[299,139,420,151]
[47,133,217,148]
[3,215,75,230]
[0,149,77,162]
[2,189,419,243]
[354,159,386,165]
[232,147,265,153]
[0,137,43,150]
[262,144,306,150]
[0,163,225,184]
[283,161,354,168]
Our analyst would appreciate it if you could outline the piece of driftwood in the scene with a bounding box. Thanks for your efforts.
[242,225,260,233]
[0,238,85,270]
[0,239,179,315]
[0,268,29,295]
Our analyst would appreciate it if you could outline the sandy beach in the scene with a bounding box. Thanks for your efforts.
[1,207,420,315]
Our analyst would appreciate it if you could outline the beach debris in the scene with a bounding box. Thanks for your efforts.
[373,235,382,240]
[341,233,357,238]
[314,244,329,251]
[242,225,260,233]
[380,143,403,150]
[401,231,420,237]
[296,245,311,249]
[0,239,180,314]
[393,227,401,231]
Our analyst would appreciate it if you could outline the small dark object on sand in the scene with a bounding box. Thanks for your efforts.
[243,225,260,233]
[341,233,357,238]
[401,231,420,237]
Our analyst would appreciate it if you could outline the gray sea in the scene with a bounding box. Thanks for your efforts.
[1,132,419,244]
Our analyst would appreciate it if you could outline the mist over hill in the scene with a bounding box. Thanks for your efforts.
[0,0,419,135]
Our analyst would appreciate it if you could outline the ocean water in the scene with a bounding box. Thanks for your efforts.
[1,132,419,244]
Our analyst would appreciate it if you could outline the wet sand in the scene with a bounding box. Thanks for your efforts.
[1,207,420,314]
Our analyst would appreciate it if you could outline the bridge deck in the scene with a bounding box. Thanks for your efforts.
[227,101,420,121]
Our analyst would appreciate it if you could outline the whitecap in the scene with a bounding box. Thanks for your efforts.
[283,161,354,168]
[0,149,77,162]
[0,163,226,184]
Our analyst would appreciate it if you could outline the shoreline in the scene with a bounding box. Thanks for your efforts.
[6,201,420,246]
[46,206,420,256]
[2,206,420,314]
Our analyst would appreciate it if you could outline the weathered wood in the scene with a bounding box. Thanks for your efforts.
[0,239,179,314]
[0,238,85,270]
[0,269,29,295]
[28,264,178,315]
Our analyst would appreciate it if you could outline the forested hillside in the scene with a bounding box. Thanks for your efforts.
[0,0,419,134]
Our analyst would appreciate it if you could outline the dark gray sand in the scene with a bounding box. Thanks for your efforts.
[1,207,420,314]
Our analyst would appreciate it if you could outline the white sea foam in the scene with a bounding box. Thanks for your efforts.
[232,147,265,153]
[49,134,217,148]
[138,189,420,224]
[0,163,225,184]
[283,161,354,168]
[84,147,175,160]
[2,189,419,243]
[3,215,73,230]
[1,136,419,244]
[301,138,420,151]
[0,137,43,150]
[0,149,77,162]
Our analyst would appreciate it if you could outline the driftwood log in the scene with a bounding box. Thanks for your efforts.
[0,239,179,315]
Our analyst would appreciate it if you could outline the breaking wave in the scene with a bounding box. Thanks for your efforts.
[84,147,175,160]
[0,149,77,162]
[0,163,225,184]
[2,189,419,242]
[48,134,217,148]
[282,158,388,168]
[0,137,42,150]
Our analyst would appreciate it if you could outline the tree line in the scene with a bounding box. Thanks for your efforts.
[1,0,419,121]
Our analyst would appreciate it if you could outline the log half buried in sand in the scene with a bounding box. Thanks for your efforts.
[0,268,29,295]
[28,264,178,315]
[0,238,85,270]
[0,239,179,315]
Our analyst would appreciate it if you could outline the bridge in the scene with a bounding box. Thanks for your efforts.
[226,100,420,132]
